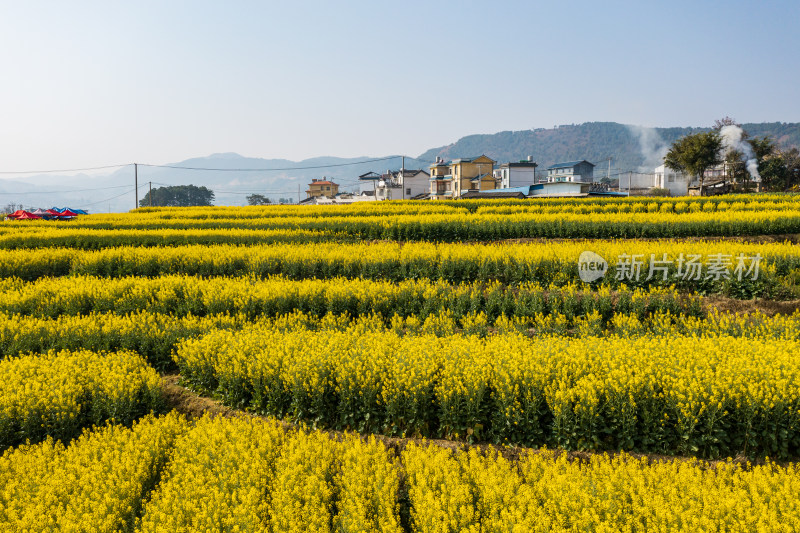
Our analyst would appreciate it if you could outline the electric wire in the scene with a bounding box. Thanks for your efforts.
[0,164,131,175]
[137,155,401,172]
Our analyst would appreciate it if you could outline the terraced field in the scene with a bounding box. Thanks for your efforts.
[2,195,800,531]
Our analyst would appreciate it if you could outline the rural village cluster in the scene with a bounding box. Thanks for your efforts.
[303,156,728,204]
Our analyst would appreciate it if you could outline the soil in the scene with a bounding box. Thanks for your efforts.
[703,295,800,315]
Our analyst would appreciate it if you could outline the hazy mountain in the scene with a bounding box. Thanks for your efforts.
[3,122,798,213]
[1,154,425,213]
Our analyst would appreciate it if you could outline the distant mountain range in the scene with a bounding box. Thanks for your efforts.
[418,122,800,177]
[2,122,798,212]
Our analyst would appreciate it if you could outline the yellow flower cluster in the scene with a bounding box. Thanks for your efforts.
[404,444,800,532]
[138,415,402,532]
[0,273,698,327]
[137,414,285,532]
[3,193,800,241]
[474,193,800,215]
[269,431,402,532]
[0,310,245,369]
[0,412,187,532]
[0,239,796,292]
[175,323,800,458]
[0,349,163,447]
[0,227,339,249]
[5,412,800,531]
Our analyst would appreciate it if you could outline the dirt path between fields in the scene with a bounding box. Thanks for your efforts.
[704,295,800,315]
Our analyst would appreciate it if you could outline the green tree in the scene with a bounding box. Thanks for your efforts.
[760,148,800,191]
[139,185,215,207]
[246,194,271,205]
[664,131,723,196]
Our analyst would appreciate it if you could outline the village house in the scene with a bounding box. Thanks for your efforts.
[493,157,538,188]
[359,169,431,200]
[429,155,496,199]
[306,178,339,199]
[545,160,595,183]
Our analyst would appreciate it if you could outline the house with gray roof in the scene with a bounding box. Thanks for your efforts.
[546,160,595,183]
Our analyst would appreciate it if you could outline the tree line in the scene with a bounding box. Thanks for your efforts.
[665,117,799,194]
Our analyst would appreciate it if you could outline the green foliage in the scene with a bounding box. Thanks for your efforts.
[139,185,215,207]
[761,148,800,191]
[246,193,271,205]
[664,131,723,193]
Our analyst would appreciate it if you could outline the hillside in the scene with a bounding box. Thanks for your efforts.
[417,121,800,175]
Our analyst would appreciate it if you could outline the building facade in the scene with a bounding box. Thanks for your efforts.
[493,158,538,188]
[359,169,430,200]
[546,160,595,183]
[653,164,693,196]
[428,159,452,200]
[306,178,339,199]
[429,155,496,199]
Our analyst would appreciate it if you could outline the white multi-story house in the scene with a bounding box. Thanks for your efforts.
[360,169,431,200]
[493,157,538,188]
[545,160,595,183]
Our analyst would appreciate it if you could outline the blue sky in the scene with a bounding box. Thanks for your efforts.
[0,0,797,172]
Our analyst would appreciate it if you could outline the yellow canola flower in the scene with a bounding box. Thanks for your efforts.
[0,412,188,533]
[0,349,163,447]
[175,324,800,458]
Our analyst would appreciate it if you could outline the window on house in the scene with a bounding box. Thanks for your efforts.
[406,188,411,195]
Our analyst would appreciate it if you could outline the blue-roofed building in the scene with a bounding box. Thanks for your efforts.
[546,160,595,183]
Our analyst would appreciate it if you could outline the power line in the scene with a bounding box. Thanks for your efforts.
[137,156,401,172]
[0,184,133,195]
[0,164,131,175]
[75,184,147,209]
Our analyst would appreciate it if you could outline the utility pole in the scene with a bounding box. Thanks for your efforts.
[149,182,153,207]
[297,183,301,203]
[607,157,612,181]
[134,163,138,209]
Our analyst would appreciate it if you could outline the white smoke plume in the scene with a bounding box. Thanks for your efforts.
[719,124,761,182]
[627,125,669,171]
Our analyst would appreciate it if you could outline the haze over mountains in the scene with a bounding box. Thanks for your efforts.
[3,122,799,212]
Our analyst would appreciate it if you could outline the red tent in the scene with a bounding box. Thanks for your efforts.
[8,210,41,220]
[45,209,64,217]
[60,208,79,217]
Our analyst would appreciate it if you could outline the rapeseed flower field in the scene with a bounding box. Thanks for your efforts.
[2,196,800,529]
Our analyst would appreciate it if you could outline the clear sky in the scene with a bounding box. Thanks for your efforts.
[1,0,797,172]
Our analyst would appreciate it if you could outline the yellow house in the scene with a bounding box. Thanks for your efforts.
[306,178,339,199]
[429,155,496,199]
